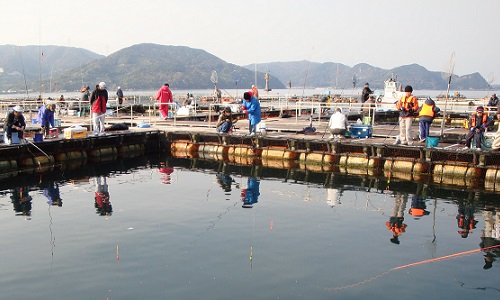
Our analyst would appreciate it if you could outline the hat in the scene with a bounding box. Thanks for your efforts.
[404,85,413,93]
[98,82,106,88]
[476,106,484,112]
[365,82,369,85]
[13,105,23,113]
[243,92,251,100]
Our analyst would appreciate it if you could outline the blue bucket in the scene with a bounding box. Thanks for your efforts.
[426,136,439,148]
[33,133,43,143]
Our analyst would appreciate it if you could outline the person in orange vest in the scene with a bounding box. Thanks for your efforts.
[464,106,493,150]
[416,97,440,142]
[395,85,419,145]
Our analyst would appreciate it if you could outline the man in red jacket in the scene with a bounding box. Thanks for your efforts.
[90,82,108,135]
[156,83,173,120]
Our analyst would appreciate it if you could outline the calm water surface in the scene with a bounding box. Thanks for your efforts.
[0,157,499,299]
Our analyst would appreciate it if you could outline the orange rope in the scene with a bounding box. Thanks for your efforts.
[325,244,500,292]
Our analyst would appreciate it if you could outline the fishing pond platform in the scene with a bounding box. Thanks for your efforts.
[1,114,500,191]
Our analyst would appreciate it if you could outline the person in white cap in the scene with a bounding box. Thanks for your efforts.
[4,105,26,144]
[90,82,108,135]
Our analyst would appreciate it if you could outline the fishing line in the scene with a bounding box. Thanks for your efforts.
[17,46,30,100]
[324,244,500,292]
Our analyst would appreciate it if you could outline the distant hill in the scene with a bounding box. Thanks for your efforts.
[0,45,104,92]
[245,61,490,90]
[55,43,284,92]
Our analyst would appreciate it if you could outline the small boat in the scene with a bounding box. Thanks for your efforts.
[374,77,405,111]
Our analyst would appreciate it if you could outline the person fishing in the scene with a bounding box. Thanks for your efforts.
[395,85,419,145]
[241,91,261,135]
[216,107,236,133]
[90,82,109,135]
[4,105,26,144]
[416,97,440,142]
[360,82,373,103]
[464,106,493,151]
[37,102,56,138]
[156,83,173,120]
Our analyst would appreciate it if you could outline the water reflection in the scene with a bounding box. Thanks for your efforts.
[386,192,408,245]
[241,177,260,208]
[481,207,500,269]
[158,161,174,184]
[44,181,62,207]
[1,156,500,298]
[10,186,32,218]
[94,176,112,216]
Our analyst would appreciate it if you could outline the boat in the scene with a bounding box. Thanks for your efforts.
[375,77,479,113]
[374,77,405,111]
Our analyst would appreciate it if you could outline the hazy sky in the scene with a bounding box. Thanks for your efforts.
[1,0,498,81]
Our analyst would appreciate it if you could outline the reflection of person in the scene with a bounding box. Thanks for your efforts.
[480,208,500,269]
[44,182,62,206]
[216,172,234,193]
[241,177,260,208]
[10,187,32,217]
[395,85,419,145]
[386,192,408,244]
[242,91,261,135]
[90,82,109,135]
[360,82,373,103]
[158,162,174,184]
[408,195,430,218]
[416,97,440,142]
[464,106,493,150]
[5,105,26,144]
[116,86,124,105]
[327,107,349,139]
[156,83,173,120]
[37,103,56,138]
[94,176,112,216]
[216,107,235,133]
[326,188,342,207]
[456,199,477,238]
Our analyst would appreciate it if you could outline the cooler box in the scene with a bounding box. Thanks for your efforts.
[64,126,87,139]
[349,124,372,138]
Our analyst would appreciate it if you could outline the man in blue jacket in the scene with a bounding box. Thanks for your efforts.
[242,91,261,135]
[37,102,55,138]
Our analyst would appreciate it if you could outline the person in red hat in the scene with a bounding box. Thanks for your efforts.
[464,106,493,150]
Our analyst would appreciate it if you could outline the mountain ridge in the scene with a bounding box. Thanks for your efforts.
[0,43,489,93]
